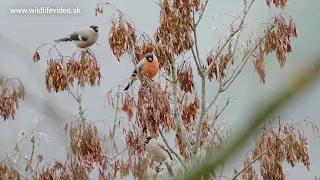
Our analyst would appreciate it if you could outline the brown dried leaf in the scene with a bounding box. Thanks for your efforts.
[32,51,40,62]
[177,61,195,93]
[254,46,266,84]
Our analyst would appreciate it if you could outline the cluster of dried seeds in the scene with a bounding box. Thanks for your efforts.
[266,0,288,9]
[69,123,104,170]
[206,54,230,81]
[137,82,172,136]
[17,0,314,179]
[36,50,102,93]
[264,15,297,68]
[182,97,199,130]
[109,17,136,62]
[0,77,25,121]
[177,61,195,93]
[234,119,314,180]
[0,161,21,180]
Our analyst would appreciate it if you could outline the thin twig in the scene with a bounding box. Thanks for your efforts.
[193,76,206,156]
[112,86,121,138]
[216,96,233,119]
[25,135,35,172]
[232,151,267,180]
[205,26,272,113]
[222,26,274,91]
[69,90,85,120]
[195,0,209,27]
[179,55,320,179]
[192,12,202,70]
[159,129,188,170]
[192,0,253,156]
[121,19,141,82]
[205,0,255,76]
[210,102,219,129]
[191,48,202,74]
[171,60,192,150]
[191,0,211,157]
[218,163,225,180]
[107,149,126,160]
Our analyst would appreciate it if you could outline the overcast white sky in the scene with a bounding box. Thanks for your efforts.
[1,0,320,179]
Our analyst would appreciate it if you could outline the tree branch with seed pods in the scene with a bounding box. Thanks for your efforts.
[1,0,319,179]
[99,0,311,179]
[193,0,257,158]
[180,55,320,180]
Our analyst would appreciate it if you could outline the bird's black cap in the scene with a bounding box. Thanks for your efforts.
[144,136,152,144]
[145,53,154,62]
[90,25,99,32]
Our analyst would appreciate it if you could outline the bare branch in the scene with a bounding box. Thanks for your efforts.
[192,12,203,71]
[191,48,202,74]
[216,96,234,119]
[222,27,273,91]
[122,20,141,81]
[195,0,209,27]
[206,14,270,115]
[191,0,211,157]
[25,135,35,172]
[159,129,188,170]
[112,86,121,138]
[205,0,255,75]
[171,61,192,150]
[218,163,225,180]
[232,151,267,180]
[69,88,85,120]
[193,76,206,156]
[192,4,255,152]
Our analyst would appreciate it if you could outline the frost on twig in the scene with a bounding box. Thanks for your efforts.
[12,114,50,175]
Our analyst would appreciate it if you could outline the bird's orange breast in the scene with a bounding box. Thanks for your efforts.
[141,56,159,79]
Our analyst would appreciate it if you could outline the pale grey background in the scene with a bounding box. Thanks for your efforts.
[0,0,319,179]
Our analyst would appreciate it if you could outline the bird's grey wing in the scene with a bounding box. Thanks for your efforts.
[124,60,145,90]
[131,60,145,76]
[76,30,89,41]
[68,31,88,41]
[158,143,173,160]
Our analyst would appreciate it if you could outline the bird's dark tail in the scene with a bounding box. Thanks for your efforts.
[124,71,138,91]
[164,162,174,177]
[54,37,72,43]
[124,80,133,91]
[124,75,138,90]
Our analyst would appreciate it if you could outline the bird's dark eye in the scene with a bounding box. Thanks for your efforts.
[147,57,153,61]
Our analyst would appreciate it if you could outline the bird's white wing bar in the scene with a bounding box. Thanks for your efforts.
[68,31,82,41]
[68,31,89,41]
[77,30,90,41]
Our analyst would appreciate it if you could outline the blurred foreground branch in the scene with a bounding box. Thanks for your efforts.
[179,55,320,179]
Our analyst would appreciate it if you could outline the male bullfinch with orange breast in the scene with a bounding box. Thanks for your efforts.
[124,53,159,91]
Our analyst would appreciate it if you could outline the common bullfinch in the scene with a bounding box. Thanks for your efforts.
[124,53,159,90]
[54,25,99,48]
[144,136,174,177]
